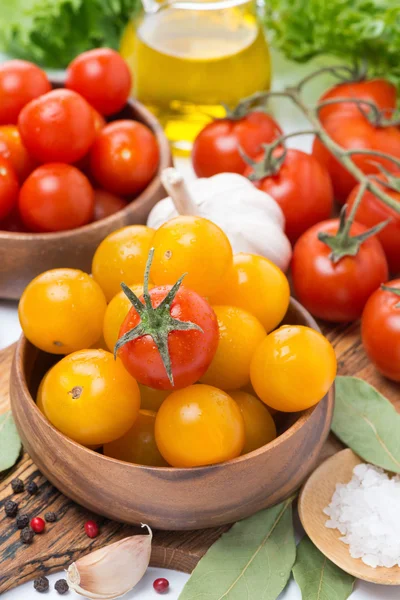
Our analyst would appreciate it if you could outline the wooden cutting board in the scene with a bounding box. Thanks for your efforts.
[1,323,399,594]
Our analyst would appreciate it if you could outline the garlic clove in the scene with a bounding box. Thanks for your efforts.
[67,524,152,599]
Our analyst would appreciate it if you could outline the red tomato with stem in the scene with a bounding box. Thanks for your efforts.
[0,60,51,125]
[19,164,94,233]
[90,120,159,196]
[244,148,334,243]
[192,111,282,177]
[292,219,389,322]
[361,280,400,381]
[93,189,127,221]
[347,178,400,275]
[312,115,400,203]
[318,79,397,124]
[66,48,131,116]
[0,157,19,221]
[0,125,36,182]
[18,89,96,164]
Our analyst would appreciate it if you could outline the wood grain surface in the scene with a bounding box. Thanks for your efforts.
[1,319,399,593]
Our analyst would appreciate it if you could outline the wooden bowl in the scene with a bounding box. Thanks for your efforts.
[10,298,334,530]
[0,83,172,300]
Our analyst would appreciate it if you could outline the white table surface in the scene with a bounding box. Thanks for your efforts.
[1,50,400,599]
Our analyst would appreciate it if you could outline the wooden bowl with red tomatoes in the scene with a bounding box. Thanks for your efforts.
[0,52,171,300]
[10,297,334,531]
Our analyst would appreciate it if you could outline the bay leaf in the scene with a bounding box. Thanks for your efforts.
[332,376,400,473]
[0,411,22,472]
[178,497,296,600]
[293,536,354,600]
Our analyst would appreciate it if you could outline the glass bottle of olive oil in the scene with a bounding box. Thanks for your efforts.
[120,0,271,151]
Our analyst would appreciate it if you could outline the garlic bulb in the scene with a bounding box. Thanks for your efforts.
[147,168,292,272]
[67,525,152,599]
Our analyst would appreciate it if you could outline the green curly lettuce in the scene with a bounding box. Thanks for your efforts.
[0,0,140,68]
[264,0,400,89]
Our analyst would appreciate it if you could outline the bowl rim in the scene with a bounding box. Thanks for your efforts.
[13,297,334,474]
[0,95,171,241]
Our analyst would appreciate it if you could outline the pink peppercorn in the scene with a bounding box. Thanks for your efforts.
[153,578,169,593]
[84,520,99,538]
[30,517,45,533]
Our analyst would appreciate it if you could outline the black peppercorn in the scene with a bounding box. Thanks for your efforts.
[4,500,18,517]
[27,481,39,495]
[33,576,49,593]
[55,579,69,595]
[11,478,24,494]
[20,527,35,544]
[44,511,57,523]
[16,514,29,529]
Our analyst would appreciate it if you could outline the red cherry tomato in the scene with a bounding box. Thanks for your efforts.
[93,188,127,221]
[19,164,94,233]
[192,111,282,177]
[0,206,27,232]
[118,286,219,390]
[0,125,36,182]
[312,115,400,203]
[318,79,397,124]
[347,178,400,275]
[66,48,131,116]
[18,89,96,164]
[244,149,334,243]
[0,157,19,221]
[75,108,106,173]
[0,60,51,125]
[90,120,159,196]
[292,219,389,322]
[361,280,400,381]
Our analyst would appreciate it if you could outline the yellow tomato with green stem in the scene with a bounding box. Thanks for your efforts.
[155,384,245,467]
[19,269,107,354]
[209,253,290,332]
[200,305,266,390]
[92,225,155,301]
[40,349,140,446]
[230,391,277,454]
[151,216,232,297]
[251,325,337,412]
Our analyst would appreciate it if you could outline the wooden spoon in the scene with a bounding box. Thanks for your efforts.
[298,448,400,585]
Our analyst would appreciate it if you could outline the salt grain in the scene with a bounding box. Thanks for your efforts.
[324,463,400,568]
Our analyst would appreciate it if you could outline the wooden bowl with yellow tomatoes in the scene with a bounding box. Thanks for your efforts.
[10,217,335,530]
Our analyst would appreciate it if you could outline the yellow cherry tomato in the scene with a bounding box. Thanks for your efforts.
[19,269,107,354]
[230,391,276,454]
[155,384,245,467]
[251,325,337,412]
[201,306,265,390]
[139,384,170,412]
[103,284,154,352]
[41,349,140,446]
[239,381,277,415]
[151,216,232,297]
[209,253,290,332]
[104,410,168,466]
[92,225,155,301]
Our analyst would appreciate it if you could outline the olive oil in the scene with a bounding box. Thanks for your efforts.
[120,2,271,150]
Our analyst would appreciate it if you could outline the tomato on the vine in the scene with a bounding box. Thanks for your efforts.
[19,164,94,232]
[0,156,19,221]
[192,111,282,177]
[0,60,51,125]
[292,219,389,322]
[0,126,36,182]
[361,280,400,381]
[18,89,96,164]
[66,48,132,116]
[244,148,334,243]
[312,115,400,203]
[347,178,400,275]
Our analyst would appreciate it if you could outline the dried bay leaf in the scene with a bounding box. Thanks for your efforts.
[293,536,355,600]
[178,497,296,600]
[332,376,400,473]
[0,411,22,472]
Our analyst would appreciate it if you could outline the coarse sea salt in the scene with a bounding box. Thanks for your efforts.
[324,463,400,568]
